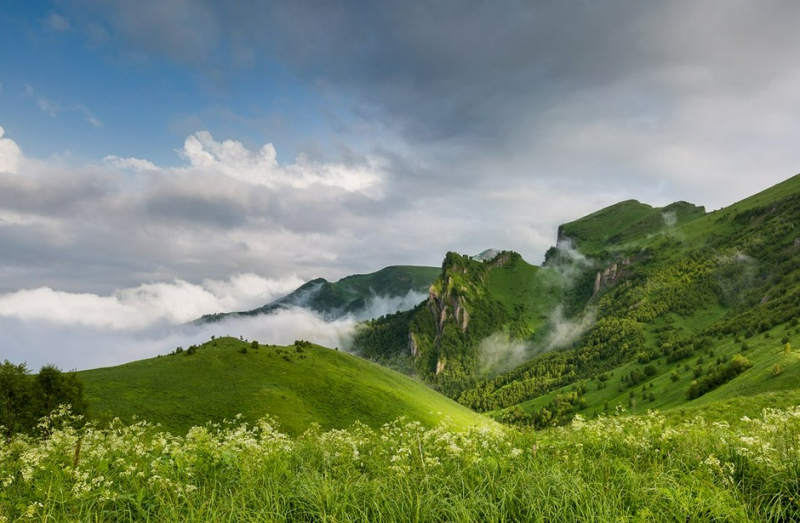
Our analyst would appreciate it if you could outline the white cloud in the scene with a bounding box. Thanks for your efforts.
[178,130,385,195]
[0,273,304,330]
[0,303,357,372]
[104,155,159,171]
[0,126,22,174]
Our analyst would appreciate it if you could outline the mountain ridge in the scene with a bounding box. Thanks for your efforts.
[197,264,439,323]
[352,174,800,425]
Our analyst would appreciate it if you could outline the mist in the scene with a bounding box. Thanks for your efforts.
[0,280,428,372]
[0,308,357,372]
[545,305,597,351]
[350,290,428,321]
[478,333,530,375]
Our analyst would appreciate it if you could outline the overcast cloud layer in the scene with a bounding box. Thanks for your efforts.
[2,1,800,369]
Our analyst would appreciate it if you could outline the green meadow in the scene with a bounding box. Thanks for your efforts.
[80,337,490,436]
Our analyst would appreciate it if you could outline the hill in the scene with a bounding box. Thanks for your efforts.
[352,174,800,425]
[79,336,491,436]
[198,265,439,323]
[458,173,800,425]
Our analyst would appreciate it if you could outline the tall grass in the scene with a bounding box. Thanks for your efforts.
[2,405,799,521]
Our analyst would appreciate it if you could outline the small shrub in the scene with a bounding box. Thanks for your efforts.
[771,364,784,376]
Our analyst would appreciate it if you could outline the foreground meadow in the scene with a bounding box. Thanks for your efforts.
[1,406,799,522]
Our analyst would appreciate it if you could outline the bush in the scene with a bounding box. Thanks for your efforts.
[688,355,753,399]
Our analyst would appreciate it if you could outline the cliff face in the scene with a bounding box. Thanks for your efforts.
[404,252,511,391]
[427,279,470,374]
[593,257,631,295]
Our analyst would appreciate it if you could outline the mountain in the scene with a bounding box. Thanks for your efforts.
[353,174,800,425]
[79,336,492,436]
[352,251,565,396]
[198,265,439,323]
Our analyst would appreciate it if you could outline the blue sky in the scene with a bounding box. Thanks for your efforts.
[0,1,331,166]
[3,0,800,369]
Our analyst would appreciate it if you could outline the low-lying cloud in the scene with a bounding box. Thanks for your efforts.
[348,290,427,321]
[545,305,597,351]
[0,308,357,372]
[0,274,305,330]
[478,333,530,375]
[0,276,427,372]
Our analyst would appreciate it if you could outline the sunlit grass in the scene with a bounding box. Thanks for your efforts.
[2,405,798,522]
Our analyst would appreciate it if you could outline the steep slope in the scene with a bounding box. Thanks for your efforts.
[459,174,800,426]
[199,265,439,323]
[353,251,562,397]
[80,336,492,436]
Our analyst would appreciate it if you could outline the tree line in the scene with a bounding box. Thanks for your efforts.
[0,360,87,438]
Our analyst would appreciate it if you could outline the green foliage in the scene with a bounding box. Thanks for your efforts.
[3,407,800,521]
[688,355,753,399]
[0,361,87,438]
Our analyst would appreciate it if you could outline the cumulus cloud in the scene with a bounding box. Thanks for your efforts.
[0,125,402,294]
[0,126,22,174]
[177,131,385,194]
[103,155,159,171]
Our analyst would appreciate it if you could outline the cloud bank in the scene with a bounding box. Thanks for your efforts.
[0,273,429,371]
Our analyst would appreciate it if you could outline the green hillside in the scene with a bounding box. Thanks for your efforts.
[458,173,800,426]
[199,265,439,323]
[353,251,564,396]
[556,199,705,255]
[80,337,491,436]
[352,174,800,427]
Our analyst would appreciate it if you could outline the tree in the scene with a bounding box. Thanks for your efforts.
[0,360,33,438]
[0,361,88,438]
[33,364,88,421]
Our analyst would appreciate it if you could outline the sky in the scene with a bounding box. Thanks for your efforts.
[2,0,800,370]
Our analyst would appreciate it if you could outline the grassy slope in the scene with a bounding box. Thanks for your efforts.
[480,174,800,422]
[560,199,705,255]
[81,337,491,436]
[484,255,562,334]
[514,321,800,422]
